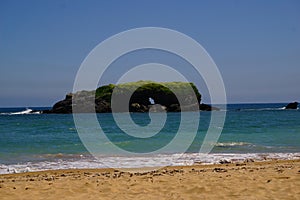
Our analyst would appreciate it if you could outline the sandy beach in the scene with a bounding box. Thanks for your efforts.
[0,159,299,200]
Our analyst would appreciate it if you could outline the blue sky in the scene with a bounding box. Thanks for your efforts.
[0,0,299,106]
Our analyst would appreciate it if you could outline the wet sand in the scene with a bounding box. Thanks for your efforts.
[0,159,299,200]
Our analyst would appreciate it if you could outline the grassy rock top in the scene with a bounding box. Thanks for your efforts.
[95,80,201,103]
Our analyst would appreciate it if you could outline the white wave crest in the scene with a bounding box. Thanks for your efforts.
[8,108,41,115]
[215,142,252,147]
[10,108,33,115]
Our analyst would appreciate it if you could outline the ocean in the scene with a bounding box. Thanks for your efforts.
[0,103,299,174]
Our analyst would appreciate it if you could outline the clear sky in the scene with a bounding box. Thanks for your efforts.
[0,0,299,107]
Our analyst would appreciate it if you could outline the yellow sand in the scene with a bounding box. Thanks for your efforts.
[0,159,299,200]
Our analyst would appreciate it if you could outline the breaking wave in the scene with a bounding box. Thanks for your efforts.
[1,152,300,174]
[0,108,41,115]
[215,142,252,147]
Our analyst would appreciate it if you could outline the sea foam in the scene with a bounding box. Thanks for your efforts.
[1,152,299,174]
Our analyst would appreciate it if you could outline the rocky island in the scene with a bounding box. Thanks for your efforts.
[43,81,218,114]
[284,102,298,110]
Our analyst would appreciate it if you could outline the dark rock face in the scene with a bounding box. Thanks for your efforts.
[43,93,73,114]
[285,102,298,109]
[199,103,220,111]
[45,81,219,113]
[167,104,181,112]
[148,104,167,112]
[129,103,149,113]
[95,98,111,113]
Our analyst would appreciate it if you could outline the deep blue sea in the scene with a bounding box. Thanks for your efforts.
[0,103,299,173]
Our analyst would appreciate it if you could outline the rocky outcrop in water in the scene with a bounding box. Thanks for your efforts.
[199,103,220,111]
[44,81,218,113]
[285,102,298,110]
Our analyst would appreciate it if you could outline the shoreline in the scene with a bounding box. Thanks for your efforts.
[1,159,299,199]
[2,152,300,175]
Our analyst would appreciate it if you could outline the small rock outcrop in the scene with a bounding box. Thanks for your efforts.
[199,103,220,111]
[285,102,298,110]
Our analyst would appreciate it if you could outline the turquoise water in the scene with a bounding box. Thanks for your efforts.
[0,103,299,173]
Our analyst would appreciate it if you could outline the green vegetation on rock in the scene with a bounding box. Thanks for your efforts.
[95,80,201,103]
